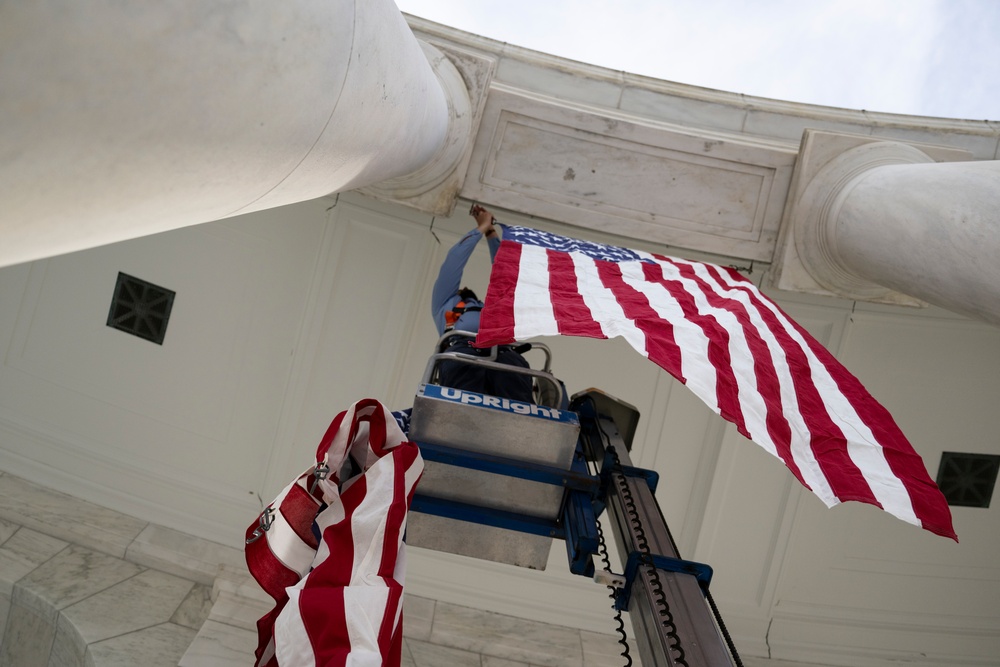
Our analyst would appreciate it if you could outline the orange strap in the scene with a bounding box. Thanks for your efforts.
[444,300,467,329]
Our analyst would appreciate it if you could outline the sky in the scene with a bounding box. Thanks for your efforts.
[394,0,1000,122]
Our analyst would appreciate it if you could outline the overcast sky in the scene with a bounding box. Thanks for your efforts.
[395,0,1000,122]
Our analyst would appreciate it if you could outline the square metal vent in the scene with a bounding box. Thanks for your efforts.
[106,272,175,345]
[935,452,1000,508]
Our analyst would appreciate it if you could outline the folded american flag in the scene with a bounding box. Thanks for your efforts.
[477,224,956,541]
[246,399,424,666]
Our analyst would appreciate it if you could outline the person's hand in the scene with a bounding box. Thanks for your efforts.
[469,204,496,236]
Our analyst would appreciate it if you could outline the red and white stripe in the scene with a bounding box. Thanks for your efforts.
[246,399,424,666]
[478,234,956,540]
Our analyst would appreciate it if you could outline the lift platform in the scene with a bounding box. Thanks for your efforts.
[407,382,580,569]
[407,332,578,569]
[406,335,742,667]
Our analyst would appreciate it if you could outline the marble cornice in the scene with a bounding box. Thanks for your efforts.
[404,15,1000,141]
[401,14,999,268]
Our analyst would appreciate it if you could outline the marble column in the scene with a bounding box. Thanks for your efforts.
[793,141,1000,326]
[0,0,462,267]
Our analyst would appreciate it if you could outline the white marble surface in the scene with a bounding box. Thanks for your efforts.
[177,619,257,667]
[212,563,271,604]
[771,129,975,308]
[0,526,67,597]
[125,523,244,586]
[0,473,146,559]
[49,622,86,667]
[1,601,56,667]
[1,0,455,267]
[359,41,496,217]
[85,622,197,667]
[204,588,268,632]
[402,593,437,641]
[16,545,145,622]
[431,600,584,666]
[0,518,17,545]
[0,484,218,667]
[581,628,639,667]
[171,584,214,630]
[60,569,195,644]
[0,594,9,651]
[462,86,797,262]
[482,656,534,667]
[405,638,482,667]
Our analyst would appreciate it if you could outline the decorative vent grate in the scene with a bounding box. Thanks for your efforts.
[106,272,175,345]
[935,452,1000,508]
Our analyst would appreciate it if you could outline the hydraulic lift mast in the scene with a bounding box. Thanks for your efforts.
[575,390,739,667]
[406,339,742,667]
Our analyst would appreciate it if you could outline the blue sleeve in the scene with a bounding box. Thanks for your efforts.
[487,233,501,263]
[431,229,483,335]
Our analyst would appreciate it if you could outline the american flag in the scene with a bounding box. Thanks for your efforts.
[246,399,424,666]
[477,224,956,541]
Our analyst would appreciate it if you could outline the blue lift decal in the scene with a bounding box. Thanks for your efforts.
[422,384,579,424]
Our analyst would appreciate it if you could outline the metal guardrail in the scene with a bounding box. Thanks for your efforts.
[421,331,564,408]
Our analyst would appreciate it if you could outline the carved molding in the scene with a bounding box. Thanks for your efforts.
[463,87,796,261]
[771,130,973,305]
[360,42,495,216]
[795,141,933,301]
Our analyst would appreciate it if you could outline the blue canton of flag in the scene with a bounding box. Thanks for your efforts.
[501,224,650,264]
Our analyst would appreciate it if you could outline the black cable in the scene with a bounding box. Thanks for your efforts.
[595,513,633,667]
[585,397,744,667]
[584,429,633,667]
[579,396,687,666]
[609,442,687,666]
[706,589,745,667]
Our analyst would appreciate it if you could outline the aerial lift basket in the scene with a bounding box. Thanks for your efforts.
[406,333,578,569]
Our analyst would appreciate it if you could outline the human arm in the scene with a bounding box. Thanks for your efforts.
[471,204,502,262]
[430,205,500,334]
[431,229,482,334]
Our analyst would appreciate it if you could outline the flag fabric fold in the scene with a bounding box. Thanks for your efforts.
[246,398,424,666]
[476,224,956,541]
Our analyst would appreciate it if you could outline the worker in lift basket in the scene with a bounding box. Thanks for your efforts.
[430,204,533,403]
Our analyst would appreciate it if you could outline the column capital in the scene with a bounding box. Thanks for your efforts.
[360,41,496,216]
[772,130,972,306]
